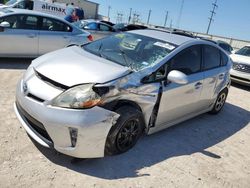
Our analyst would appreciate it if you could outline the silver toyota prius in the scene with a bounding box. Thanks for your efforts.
[14,30,231,158]
[0,8,92,57]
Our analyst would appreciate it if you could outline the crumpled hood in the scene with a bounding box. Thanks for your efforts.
[31,46,131,87]
[230,54,250,65]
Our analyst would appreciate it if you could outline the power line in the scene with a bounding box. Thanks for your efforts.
[206,0,218,34]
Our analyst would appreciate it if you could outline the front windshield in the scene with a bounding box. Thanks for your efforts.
[236,46,250,57]
[6,0,18,5]
[83,33,177,71]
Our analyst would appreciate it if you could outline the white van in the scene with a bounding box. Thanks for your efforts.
[1,0,69,18]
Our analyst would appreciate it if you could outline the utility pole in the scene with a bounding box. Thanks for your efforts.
[107,6,111,21]
[128,8,132,24]
[170,19,173,29]
[164,11,168,27]
[177,0,184,28]
[147,9,152,25]
[206,0,218,34]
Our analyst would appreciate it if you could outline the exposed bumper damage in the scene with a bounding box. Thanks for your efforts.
[95,71,161,131]
[15,65,160,158]
[15,79,120,158]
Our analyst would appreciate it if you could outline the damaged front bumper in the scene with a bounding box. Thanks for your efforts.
[15,80,120,158]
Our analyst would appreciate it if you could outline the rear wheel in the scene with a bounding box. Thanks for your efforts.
[105,106,144,155]
[209,89,228,114]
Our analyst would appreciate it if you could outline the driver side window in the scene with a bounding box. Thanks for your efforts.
[170,45,202,75]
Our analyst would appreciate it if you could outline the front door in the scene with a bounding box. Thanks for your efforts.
[155,45,204,127]
[0,14,39,57]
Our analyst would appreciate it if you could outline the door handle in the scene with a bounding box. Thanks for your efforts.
[27,34,36,38]
[194,82,202,89]
[63,35,69,39]
[219,74,225,80]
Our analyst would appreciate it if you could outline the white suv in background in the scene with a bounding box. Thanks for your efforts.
[230,45,250,86]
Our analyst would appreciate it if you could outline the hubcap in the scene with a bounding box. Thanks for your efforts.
[116,120,140,152]
[215,93,226,111]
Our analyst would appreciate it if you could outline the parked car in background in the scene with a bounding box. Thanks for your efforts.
[113,23,148,32]
[230,45,250,86]
[14,29,231,158]
[100,20,115,26]
[216,40,233,54]
[75,19,115,40]
[0,8,92,57]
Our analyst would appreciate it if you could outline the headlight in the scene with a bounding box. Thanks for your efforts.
[51,84,102,109]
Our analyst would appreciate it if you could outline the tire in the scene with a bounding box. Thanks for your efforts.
[105,106,144,156]
[209,89,228,114]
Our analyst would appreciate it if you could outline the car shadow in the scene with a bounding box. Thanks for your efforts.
[32,102,250,179]
[0,58,32,69]
[231,82,250,91]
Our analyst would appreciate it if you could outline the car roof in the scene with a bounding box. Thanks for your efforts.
[0,8,67,22]
[128,29,196,46]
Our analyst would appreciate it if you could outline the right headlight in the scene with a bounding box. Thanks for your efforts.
[51,84,102,109]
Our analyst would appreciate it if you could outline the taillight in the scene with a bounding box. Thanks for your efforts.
[88,35,93,41]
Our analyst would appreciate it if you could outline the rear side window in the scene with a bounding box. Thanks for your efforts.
[170,45,201,75]
[41,17,72,32]
[221,52,228,66]
[203,45,221,70]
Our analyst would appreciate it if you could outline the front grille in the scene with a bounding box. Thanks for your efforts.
[34,69,69,90]
[16,102,53,147]
[231,75,250,83]
[232,62,250,73]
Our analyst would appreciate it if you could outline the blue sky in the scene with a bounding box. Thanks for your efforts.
[93,0,250,41]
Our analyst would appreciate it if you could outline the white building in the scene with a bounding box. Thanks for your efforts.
[55,0,99,19]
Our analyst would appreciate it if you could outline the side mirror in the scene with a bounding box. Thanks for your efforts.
[167,70,188,85]
[0,21,10,28]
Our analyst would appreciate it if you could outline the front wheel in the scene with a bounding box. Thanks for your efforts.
[105,106,144,156]
[209,89,228,114]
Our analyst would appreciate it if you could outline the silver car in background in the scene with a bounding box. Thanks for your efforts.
[14,30,231,158]
[0,8,92,57]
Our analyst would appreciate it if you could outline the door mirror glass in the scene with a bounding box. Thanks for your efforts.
[0,21,10,28]
[167,70,188,85]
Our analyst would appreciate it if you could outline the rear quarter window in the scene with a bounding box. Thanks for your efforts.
[221,52,228,66]
[203,45,221,70]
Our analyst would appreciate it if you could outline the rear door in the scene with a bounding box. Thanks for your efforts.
[0,14,39,57]
[155,45,204,127]
[200,45,228,109]
[38,17,72,55]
